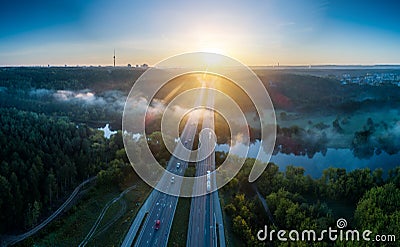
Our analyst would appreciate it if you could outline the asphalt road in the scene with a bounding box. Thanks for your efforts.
[187,88,226,247]
[122,82,226,247]
[1,177,96,247]
[132,117,199,247]
[79,185,137,246]
[122,88,206,247]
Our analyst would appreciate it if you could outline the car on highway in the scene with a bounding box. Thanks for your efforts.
[171,176,175,183]
[155,220,160,230]
[176,162,181,169]
[206,170,211,180]
[206,180,211,192]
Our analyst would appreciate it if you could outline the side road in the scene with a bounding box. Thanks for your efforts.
[1,177,96,247]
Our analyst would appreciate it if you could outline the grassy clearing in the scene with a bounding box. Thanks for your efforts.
[94,198,124,233]
[16,179,151,247]
[16,185,120,247]
[88,181,151,246]
[167,197,191,247]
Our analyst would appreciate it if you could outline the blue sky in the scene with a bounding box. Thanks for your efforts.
[1,0,399,66]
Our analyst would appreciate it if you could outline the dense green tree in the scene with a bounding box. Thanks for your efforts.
[372,168,384,186]
[388,166,400,187]
[0,108,111,233]
[0,175,12,227]
[355,183,400,236]
[232,215,256,245]
[224,160,398,246]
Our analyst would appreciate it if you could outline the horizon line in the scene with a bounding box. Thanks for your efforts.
[2,63,400,69]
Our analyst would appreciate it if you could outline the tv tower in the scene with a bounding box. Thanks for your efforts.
[113,49,116,67]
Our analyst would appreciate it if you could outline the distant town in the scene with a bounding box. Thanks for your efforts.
[340,72,400,86]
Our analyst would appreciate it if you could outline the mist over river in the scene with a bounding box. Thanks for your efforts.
[216,140,400,178]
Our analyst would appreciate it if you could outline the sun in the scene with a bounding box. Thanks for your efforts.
[196,39,227,54]
[199,46,226,55]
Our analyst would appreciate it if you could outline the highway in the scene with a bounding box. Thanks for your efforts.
[187,87,226,247]
[122,81,226,247]
[122,118,199,247]
[121,88,206,247]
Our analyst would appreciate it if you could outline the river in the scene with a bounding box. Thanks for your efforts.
[216,140,400,178]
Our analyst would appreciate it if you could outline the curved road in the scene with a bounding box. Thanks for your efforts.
[79,185,137,246]
[2,177,96,247]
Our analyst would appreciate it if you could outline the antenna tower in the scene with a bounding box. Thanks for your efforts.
[113,49,116,67]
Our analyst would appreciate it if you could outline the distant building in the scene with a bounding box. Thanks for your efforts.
[340,72,400,87]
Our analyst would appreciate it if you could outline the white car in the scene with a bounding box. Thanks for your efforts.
[171,176,175,183]
[206,170,211,180]
[176,162,181,169]
[206,180,211,192]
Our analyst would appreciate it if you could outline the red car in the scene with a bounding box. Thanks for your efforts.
[155,220,161,230]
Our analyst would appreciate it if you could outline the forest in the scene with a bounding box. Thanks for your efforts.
[0,67,143,130]
[257,70,400,113]
[220,156,400,246]
[0,67,143,92]
[0,108,128,234]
